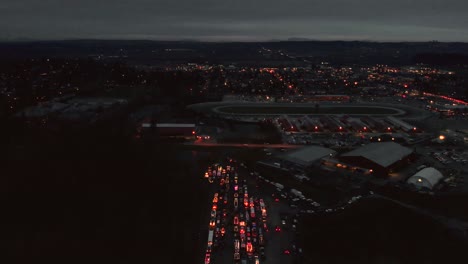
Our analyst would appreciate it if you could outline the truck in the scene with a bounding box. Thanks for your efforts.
[234,239,240,253]
[274,183,284,189]
[207,230,214,247]
[259,199,265,208]
[290,188,302,197]
[250,207,256,218]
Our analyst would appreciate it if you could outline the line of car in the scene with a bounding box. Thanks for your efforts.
[203,161,268,264]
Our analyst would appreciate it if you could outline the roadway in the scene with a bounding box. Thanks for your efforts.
[239,165,297,264]
[188,141,300,149]
[203,161,297,264]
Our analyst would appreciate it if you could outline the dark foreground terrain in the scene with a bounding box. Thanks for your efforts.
[298,198,468,264]
[2,118,467,264]
[1,120,212,264]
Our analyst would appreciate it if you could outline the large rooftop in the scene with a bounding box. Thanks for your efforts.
[281,145,336,166]
[407,167,443,190]
[341,142,413,168]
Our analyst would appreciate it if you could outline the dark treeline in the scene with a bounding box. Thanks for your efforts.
[413,53,468,66]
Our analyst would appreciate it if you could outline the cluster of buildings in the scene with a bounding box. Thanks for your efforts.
[203,61,460,102]
[423,92,468,118]
[276,114,419,135]
[137,120,197,139]
[271,142,413,177]
[262,142,446,191]
[15,97,128,124]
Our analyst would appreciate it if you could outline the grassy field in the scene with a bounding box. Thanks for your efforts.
[217,105,400,115]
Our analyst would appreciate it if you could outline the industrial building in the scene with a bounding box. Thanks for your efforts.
[141,122,196,137]
[305,116,322,131]
[16,97,128,120]
[360,116,386,131]
[319,115,343,132]
[384,116,418,133]
[407,167,443,190]
[278,145,336,171]
[339,142,414,177]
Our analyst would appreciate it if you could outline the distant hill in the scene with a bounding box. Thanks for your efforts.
[287,37,315,41]
[1,39,468,66]
[261,40,468,65]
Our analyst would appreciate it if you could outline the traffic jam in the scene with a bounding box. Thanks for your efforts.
[203,161,267,264]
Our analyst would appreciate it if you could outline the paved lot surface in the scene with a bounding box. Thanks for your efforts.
[203,161,297,264]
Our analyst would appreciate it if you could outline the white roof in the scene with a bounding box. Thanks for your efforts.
[282,145,336,166]
[407,167,443,190]
[341,142,413,167]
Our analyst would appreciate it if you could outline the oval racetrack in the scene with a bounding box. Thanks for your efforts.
[213,104,405,116]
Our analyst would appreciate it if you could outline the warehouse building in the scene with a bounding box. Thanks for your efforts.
[141,122,196,138]
[339,142,414,177]
[407,167,443,190]
[278,145,337,171]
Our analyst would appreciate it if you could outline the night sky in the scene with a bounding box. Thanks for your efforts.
[1,0,468,42]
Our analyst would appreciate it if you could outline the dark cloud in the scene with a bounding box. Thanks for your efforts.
[1,0,467,41]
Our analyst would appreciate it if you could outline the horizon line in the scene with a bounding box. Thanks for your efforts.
[1,37,467,44]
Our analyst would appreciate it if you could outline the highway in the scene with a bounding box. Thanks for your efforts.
[240,165,298,264]
[202,161,297,264]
